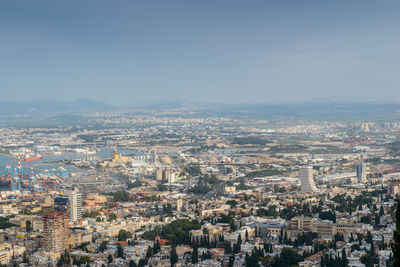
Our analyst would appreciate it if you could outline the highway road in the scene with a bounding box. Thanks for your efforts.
[203,176,241,199]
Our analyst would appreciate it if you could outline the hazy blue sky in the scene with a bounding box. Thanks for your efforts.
[1,0,399,105]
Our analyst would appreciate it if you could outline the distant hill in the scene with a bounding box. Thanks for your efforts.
[205,102,400,120]
[1,99,400,121]
[0,99,116,116]
[130,101,400,120]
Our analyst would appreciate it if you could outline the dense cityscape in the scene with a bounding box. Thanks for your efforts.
[2,1,400,266]
[1,108,400,267]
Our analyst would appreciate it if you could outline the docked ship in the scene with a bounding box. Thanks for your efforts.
[24,154,43,162]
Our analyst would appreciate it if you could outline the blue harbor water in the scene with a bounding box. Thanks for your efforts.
[0,148,139,191]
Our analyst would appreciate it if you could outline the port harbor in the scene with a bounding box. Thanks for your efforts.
[0,147,137,197]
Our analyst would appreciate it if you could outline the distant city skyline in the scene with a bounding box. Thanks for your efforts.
[1,0,400,105]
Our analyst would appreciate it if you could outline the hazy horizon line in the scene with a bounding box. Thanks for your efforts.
[2,97,400,107]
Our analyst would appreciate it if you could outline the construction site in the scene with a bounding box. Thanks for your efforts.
[41,207,70,254]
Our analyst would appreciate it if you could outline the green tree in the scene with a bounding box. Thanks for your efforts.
[379,205,385,216]
[117,243,124,258]
[163,203,173,216]
[0,217,16,229]
[273,247,301,267]
[226,200,238,208]
[142,219,201,246]
[25,220,32,232]
[83,210,99,218]
[229,255,235,267]
[57,254,65,267]
[145,245,153,260]
[366,231,373,244]
[78,256,90,265]
[99,241,108,252]
[283,231,288,244]
[170,246,178,267]
[185,164,201,176]
[107,254,113,263]
[79,242,90,252]
[375,214,380,226]
[108,213,117,221]
[192,244,199,264]
[23,251,28,263]
[392,198,400,267]
[263,255,275,266]
[153,240,161,255]
[342,248,348,267]
[319,211,336,222]
[118,229,132,241]
[112,190,132,202]
[233,234,242,253]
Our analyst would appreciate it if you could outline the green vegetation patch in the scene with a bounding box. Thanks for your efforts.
[188,174,222,195]
[0,217,16,229]
[245,168,283,178]
[231,137,271,146]
[142,219,201,246]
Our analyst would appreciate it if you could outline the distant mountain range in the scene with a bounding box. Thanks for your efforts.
[130,101,400,120]
[203,102,400,120]
[0,99,116,116]
[1,99,400,120]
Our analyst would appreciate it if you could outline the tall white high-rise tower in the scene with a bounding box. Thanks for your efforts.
[300,165,318,193]
[65,187,82,223]
[356,163,368,183]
